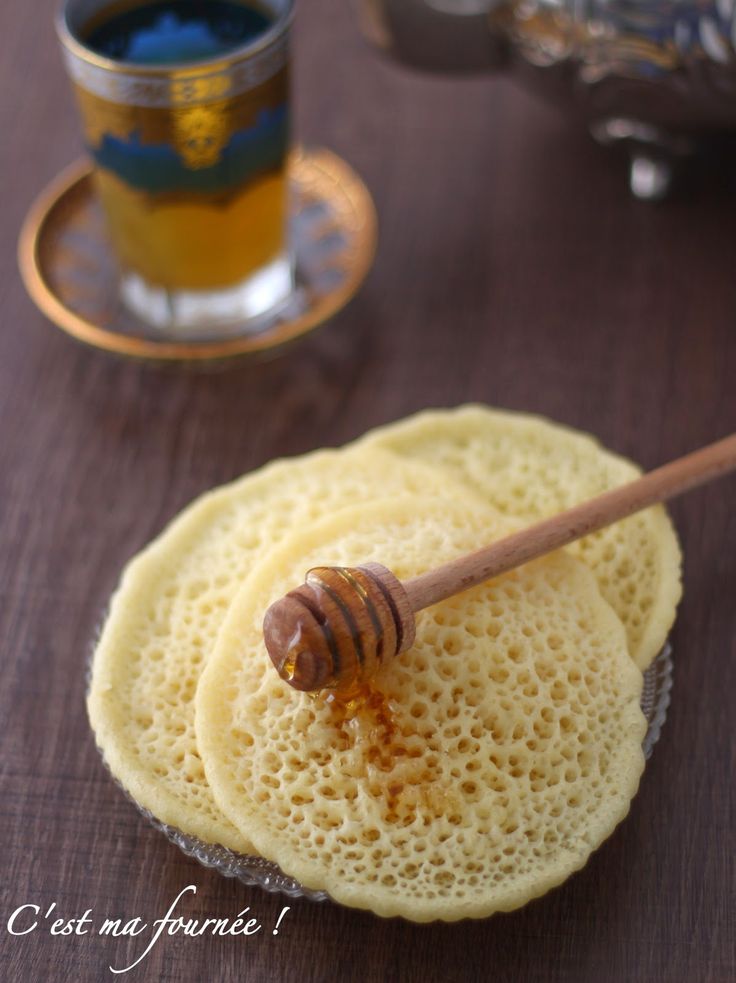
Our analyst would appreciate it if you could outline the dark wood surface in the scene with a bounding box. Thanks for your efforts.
[1,2,735,981]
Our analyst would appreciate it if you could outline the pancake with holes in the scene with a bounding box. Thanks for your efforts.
[87,446,486,853]
[196,496,646,921]
[356,405,682,670]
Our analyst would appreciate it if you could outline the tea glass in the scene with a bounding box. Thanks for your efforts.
[57,0,294,337]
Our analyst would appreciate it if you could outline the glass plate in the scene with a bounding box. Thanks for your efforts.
[94,642,673,904]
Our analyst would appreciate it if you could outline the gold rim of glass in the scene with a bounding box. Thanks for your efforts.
[56,0,294,78]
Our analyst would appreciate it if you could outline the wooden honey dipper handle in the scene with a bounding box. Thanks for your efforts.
[403,432,736,611]
[264,433,736,692]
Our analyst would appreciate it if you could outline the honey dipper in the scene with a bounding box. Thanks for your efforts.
[264,433,736,693]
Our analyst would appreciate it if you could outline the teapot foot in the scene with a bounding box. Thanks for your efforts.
[628,155,674,202]
[589,118,696,201]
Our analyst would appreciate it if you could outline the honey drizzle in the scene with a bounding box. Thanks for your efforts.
[312,680,458,823]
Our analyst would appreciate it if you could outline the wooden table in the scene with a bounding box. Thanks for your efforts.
[1,2,734,981]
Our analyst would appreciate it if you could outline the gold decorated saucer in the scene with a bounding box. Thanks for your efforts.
[18,148,377,363]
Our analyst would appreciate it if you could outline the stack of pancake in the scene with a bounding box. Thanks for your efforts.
[88,406,681,921]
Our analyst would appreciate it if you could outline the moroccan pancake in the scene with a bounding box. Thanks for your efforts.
[356,405,681,669]
[87,446,486,852]
[196,496,646,920]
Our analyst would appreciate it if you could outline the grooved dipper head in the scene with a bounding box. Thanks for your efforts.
[263,563,415,693]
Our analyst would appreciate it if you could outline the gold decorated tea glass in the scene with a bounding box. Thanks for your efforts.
[57,0,294,336]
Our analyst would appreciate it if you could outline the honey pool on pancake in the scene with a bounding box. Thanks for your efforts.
[316,680,462,825]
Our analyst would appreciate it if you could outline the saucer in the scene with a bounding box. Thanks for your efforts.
[18,148,377,363]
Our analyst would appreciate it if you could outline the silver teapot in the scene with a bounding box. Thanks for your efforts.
[357,0,736,198]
